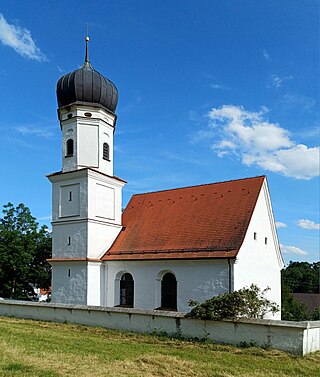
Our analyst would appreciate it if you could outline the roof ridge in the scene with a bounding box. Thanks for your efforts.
[131,175,266,197]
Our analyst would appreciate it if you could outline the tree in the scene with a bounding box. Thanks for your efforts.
[282,261,319,293]
[186,284,279,320]
[0,203,51,300]
[281,285,309,321]
[309,307,320,321]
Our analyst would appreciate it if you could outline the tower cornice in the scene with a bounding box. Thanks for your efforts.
[47,167,126,186]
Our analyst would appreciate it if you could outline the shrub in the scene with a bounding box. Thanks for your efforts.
[309,307,320,321]
[281,285,309,321]
[186,284,279,320]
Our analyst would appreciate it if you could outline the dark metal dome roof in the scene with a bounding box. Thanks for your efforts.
[56,38,118,113]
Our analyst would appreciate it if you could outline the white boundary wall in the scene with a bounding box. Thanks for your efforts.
[0,300,319,356]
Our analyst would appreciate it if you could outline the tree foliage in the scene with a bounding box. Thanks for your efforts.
[282,261,319,293]
[281,261,320,321]
[281,285,309,321]
[0,202,51,300]
[186,284,279,320]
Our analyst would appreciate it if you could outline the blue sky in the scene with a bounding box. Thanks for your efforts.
[0,1,319,264]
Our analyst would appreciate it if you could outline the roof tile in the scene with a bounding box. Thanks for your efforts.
[102,176,265,261]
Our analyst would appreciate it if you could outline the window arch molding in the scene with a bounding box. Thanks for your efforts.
[114,270,134,308]
[155,270,177,311]
[66,138,74,157]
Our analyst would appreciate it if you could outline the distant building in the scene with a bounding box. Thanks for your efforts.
[48,39,284,318]
[293,293,320,313]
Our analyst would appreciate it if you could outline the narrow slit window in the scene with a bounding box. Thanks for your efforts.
[68,269,71,277]
[66,139,74,157]
[103,142,110,161]
[68,236,71,245]
[265,237,268,245]
[69,191,72,201]
[254,232,257,240]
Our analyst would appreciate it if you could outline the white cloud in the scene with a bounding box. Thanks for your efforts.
[191,129,216,144]
[16,126,54,139]
[276,222,287,229]
[280,93,316,111]
[0,13,47,61]
[37,215,51,221]
[271,74,282,88]
[210,83,228,90]
[269,74,293,88]
[280,244,308,255]
[262,49,270,60]
[203,105,319,180]
[162,151,205,166]
[297,219,320,230]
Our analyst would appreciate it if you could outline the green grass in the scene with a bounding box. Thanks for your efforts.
[0,317,319,376]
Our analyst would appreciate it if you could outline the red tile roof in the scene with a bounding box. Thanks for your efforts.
[102,176,265,261]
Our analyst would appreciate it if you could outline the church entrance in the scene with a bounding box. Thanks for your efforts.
[161,273,177,310]
[120,273,134,307]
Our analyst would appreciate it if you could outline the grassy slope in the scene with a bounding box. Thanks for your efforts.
[0,317,319,377]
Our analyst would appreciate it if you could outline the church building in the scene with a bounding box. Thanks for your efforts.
[48,39,284,318]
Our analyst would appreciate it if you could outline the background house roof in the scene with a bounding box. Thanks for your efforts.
[102,176,266,261]
[293,293,320,313]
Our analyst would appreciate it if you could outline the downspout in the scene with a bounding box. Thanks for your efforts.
[227,259,232,293]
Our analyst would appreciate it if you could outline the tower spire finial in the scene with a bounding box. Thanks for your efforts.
[85,25,90,63]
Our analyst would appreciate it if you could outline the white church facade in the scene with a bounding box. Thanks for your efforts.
[48,39,284,318]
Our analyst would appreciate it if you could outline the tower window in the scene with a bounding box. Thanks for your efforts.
[66,139,74,157]
[68,269,71,277]
[68,236,71,245]
[69,191,72,201]
[265,237,268,245]
[103,142,110,161]
[254,232,257,240]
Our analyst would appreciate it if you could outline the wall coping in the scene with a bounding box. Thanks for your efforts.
[1,299,319,329]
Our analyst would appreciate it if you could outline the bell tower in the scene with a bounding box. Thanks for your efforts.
[48,37,125,306]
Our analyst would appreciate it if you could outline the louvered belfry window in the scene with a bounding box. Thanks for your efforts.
[103,142,110,161]
[66,139,74,156]
[161,273,177,310]
[120,273,134,307]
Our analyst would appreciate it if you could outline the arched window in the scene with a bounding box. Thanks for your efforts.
[161,273,177,310]
[103,142,110,161]
[66,139,74,157]
[120,273,134,307]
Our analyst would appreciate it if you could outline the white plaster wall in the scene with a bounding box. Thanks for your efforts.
[50,174,88,222]
[60,183,80,217]
[58,105,116,175]
[61,123,77,172]
[78,123,99,168]
[51,262,87,305]
[87,170,124,226]
[87,262,104,306]
[99,122,114,176]
[87,221,122,259]
[105,259,230,312]
[234,180,283,319]
[50,170,124,260]
[303,327,320,355]
[1,301,319,355]
[52,221,87,259]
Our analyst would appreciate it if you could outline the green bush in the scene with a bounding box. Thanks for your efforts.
[309,307,320,321]
[186,284,279,320]
[281,285,309,321]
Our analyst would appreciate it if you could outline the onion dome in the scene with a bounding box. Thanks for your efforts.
[56,37,118,113]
